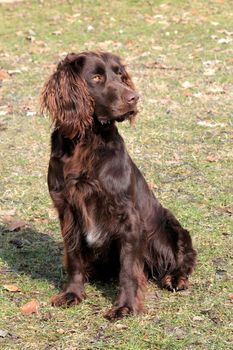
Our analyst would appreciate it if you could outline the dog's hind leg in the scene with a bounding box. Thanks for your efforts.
[146,208,196,291]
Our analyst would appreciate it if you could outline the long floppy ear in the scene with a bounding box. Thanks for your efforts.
[40,53,94,139]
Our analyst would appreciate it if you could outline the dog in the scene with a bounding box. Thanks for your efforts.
[40,52,196,320]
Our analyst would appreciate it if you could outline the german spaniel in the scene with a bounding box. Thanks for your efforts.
[41,52,196,320]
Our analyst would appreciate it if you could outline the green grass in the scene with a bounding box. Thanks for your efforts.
[0,0,232,349]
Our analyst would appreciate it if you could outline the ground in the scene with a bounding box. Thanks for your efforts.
[0,0,232,349]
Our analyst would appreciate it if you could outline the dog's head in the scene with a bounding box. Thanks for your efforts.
[40,52,139,139]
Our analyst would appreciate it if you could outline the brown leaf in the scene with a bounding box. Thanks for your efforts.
[3,284,21,292]
[228,293,233,301]
[145,61,180,71]
[218,206,233,216]
[20,299,40,315]
[148,182,156,189]
[183,90,192,97]
[0,69,10,80]
[8,219,27,232]
[56,328,65,334]
[206,155,220,162]
[0,122,7,131]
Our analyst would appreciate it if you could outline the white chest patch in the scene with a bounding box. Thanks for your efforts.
[85,227,103,247]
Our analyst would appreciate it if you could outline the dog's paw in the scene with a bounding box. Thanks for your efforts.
[104,306,132,321]
[161,275,174,291]
[175,276,189,291]
[50,291,84,307]
[161,274,189,292]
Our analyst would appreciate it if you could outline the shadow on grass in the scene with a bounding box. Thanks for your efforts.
[0,224,117,302]
[0,224,63,288]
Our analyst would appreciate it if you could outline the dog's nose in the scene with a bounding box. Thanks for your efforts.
[125,91,139,104]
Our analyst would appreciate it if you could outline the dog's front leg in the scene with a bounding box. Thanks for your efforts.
[51,207,87,307]
[51,246,86,307]
[105,238,146,320]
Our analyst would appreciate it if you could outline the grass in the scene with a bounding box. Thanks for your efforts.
[0,0,232,349]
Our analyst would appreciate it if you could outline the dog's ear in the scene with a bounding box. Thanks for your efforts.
[40,53,94,139]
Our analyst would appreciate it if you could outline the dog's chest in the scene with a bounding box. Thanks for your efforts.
[85,226,109,248]
[85,227,101,247]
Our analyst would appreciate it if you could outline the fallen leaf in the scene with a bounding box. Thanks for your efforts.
[207,84,226,94]
[0,69,10,80]
[170,44,181,49]
[56,328,65,334]
[203,59,221,66]
[8,69,21,75]
[73,13,81,18]
[192,315,204,322]
[206,155,220,162]
[181,81,193,89]
[27,29,36,36]
[149,182,156,189]
[3,284,21,292]
[145,61,180,71]
[35,40,46,46]
[217,38,232,44]
[216,206,233,217]
[8,219,27,232]
[0,329,8,338]
[152,45,163,50]
[193,92,203,98]
[220,30,233,36]
[115,323,128,329]
[0,122,7,131]
[153,315,161,324]
[197,121,226,128]
[203,68,216,76]
[183,90,192,97]
[228,293,233,301]
[20,299,40,315]
[26,111,36,117]
[52,30,62,36]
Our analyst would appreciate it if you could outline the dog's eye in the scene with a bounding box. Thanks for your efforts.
[92,75,103,82]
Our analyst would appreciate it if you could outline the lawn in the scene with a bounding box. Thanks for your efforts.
[0,0,232,349]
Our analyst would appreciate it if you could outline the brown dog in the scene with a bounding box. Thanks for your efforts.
[41,52,196,320]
